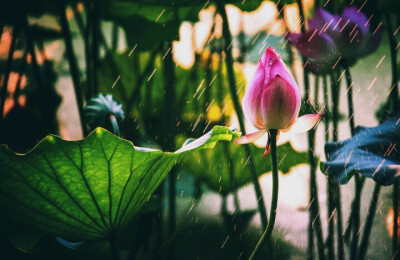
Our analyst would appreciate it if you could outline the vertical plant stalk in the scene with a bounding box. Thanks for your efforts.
[215,0,268,229]
[358,184,381,260]
[163,42,177,260]
[57,0,87,137]
[386,13,399,112]
[296,1,325,259]
[306,74,325,260]
[323,76,330,141]
[343,63,363,260]
[83,2,93,99]
[91,0,100,95]
[111,24,119,52]
[0,25,18,123]
[14,48,28,103]
[343,63,355,136]
[223,143,240,214]
[109,233,119,260]
[386,13,400,257]
[249,130,279,260]
[25,21,43,89]
[126,50,158,113]
[330,69,344,260]
[327,72,338,260]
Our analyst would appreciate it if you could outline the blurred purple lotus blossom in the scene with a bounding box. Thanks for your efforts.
[286,7,382,74]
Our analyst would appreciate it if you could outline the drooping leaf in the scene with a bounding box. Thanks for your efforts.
[228,0,265,12]
[0,126,238,241]
[322,116,400,185]
[184,140,309,194]
[103,0,206,51]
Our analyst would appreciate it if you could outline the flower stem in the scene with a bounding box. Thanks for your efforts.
[109,233,119,260]
[386,13,399,112]
[357,184,381,260]
[57,0,87,137]
[323,76,330,141]
[343,63,363,260]
[386,13,399,258]
[296,1,325,259]
[249,129,279,260]
[216,0,268,229]
[328,71,340,260]
[163,41,177,260]
[306,76,325,260]
[343,63,355,136]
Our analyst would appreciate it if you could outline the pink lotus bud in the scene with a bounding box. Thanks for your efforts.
[236,47,321,152]
[242,47,301,131]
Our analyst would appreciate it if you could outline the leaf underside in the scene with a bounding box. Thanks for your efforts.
[0,126,238,240]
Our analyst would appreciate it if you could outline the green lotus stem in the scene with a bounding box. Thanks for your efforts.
[109,234,119,260]
[249,129,279,260]
[343,62,355,136]
[57,0,87,137]
[329,69,345,260]
[14,48,28,103]
[314,76,319,103]
[386,13,399,112]
[0,25,18,124]
[126,50,158,113]
[323,76,330,141]
[163,40,177,260]
[296,1,325,259]
[386,13,400,257]
[112,24,119,52]
[327,72,339,260]
[216,0,268,229]
[358,184,381,260]
[332,68,344,260]
[343,63,363,259]
[91,0,100,95]
[25,19,43,90]
[335,184,345,260]
[84,2,93,99]
[307,76,325,260]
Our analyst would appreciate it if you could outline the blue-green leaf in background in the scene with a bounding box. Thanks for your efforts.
[322,116,400,185]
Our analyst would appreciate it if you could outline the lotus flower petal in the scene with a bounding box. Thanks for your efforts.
[286,31,339,62]
[242,47,301,130]
[308,7,338,31]
[283,114,321,133]
[235,129,267,144]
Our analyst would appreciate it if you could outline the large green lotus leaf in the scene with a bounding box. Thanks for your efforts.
[185,141,309,194]
[105,0,205,24]
[228,0,264,12]
[103,0,205,51]
[0,126,238,241]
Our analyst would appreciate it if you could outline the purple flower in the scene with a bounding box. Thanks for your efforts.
[286,7,382,74]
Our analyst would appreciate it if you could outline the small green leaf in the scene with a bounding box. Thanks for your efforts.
[0,126,237,241]
[185,140,309,194]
